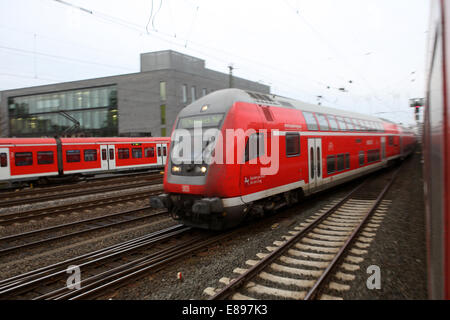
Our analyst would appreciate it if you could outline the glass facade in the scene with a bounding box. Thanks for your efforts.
[8,85,118,137]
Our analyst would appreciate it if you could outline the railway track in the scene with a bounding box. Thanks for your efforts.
[0,206,168,257]
[0,188,162,226]
[0,224,240,300]
[0,174,162,208]
[206,166,401,300]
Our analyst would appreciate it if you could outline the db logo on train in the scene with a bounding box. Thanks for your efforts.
[182,185,190,193]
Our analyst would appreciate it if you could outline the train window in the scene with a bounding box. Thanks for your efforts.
[37,151,54,165]
[344,118,355,131]
[66,150,81,163]
[388,136,394,146]
[132,148,142,159]
[109,149,115,160]
[345,153,350,169]
[163,146,167,157]
[336,116,347,131]
[327,155,336,174]
[245,133,265,162]
[337,154,345,171]
[0,153,7,167]
[157,147,161,157]
[327,115,339,131]
[316,113,329,131]
[302,111,319,131]
[145,147,155,158]
[359,151,365,166]
[310,148,314,179]
[118,148,130,159]
[367,149,380,163]
[102,149,107,161]
[84,149,97,162]
[316,147,321,177]
[286,133,300,157]
[354,119,363,131]
[15,152,33,166]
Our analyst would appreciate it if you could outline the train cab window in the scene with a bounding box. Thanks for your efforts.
[118,148,130,159]
[336,116,347,131]
[132,148,142,159]
[145,147,155,158]
[328,115,339,131]
[245,133,265,162]
[327,155,336,174]
[109,149,115,160]
[345,153,350,169]
[344,118,355,131]
[84,149,97,162]
[66,150,81,163]
[15,152,33,166]
[37,151,54,165]
[286,132,300,157]
[316,113,329,131]
[302,111,319,131]
[359,151,365,166]
[0,153,7,167]
[337,154,345,171]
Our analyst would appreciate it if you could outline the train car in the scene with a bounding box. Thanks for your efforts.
[0,137,169,187]
[423,0,450,300]
[151,88,416,230]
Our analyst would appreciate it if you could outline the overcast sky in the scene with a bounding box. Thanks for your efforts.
[0,0,430,125]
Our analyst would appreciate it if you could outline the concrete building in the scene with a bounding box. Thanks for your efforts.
[0,50,270,137]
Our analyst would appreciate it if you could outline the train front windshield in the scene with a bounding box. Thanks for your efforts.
[172,113,224,166]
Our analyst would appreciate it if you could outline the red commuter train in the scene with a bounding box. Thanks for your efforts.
[151,88,416,230]
[423,0,450,300]
[0,137,170,187]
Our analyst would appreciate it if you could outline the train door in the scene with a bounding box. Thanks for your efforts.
[108,145,116,170]
[100,145,109,170]
[156,144,167,165]
[0,148,11,181]
[307,138,323,191]
[381,137,386,160]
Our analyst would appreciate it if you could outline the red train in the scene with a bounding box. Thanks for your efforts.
[151,88,416,231]
[423,0,450,300]
[0,137,170,187]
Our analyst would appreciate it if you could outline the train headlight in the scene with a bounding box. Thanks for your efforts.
[200,166,207,173]
[172,166,181,173]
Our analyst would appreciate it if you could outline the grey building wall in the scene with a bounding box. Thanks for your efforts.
[0,50,270,137]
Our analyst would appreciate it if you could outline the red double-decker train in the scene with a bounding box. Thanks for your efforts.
[151,88,416,231]
[0,137,170,187]
[423,0,450,300]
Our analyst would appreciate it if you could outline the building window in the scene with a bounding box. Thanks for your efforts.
[286,133,300,157]
[160,81,166,101]
[37,151,54,165]
[8,85,118,137]
[160,104,166,125]
[202,88,207,96]
[15,152,33,166]
[191,86,196,102]
[182,85,187,103]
